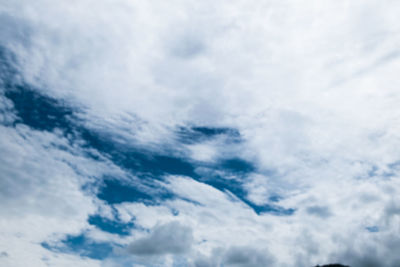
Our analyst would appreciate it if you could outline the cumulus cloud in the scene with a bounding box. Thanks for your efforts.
[0,125,101,266]
[128,221,193,256]
[189,245,275,267]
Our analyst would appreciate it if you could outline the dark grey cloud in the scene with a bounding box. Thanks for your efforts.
[191,249,224,267]
[222,246,275,267]
[190,246,275,267]
[128,221,193,256]
[332,231,400,267]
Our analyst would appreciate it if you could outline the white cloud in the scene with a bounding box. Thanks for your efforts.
[0,122,127,266]
[0,126,96,266]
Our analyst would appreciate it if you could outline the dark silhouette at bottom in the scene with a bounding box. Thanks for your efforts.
[315,264,349,267]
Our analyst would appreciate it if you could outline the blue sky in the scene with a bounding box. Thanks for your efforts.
[1,1,400,267]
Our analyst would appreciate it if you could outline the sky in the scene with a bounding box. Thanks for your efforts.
[1,1,400,267]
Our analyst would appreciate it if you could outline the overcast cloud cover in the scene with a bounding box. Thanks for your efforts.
[1,0,400,266]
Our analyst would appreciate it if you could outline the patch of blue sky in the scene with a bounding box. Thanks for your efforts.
[97,177,203,207]
[5,85,75,133]
[177,125,241,144]
[79,127,198,178]
[219,158,255,174]
[97,179,154,205]
[247,199,295,216]
[41,234,115,260]
[88,214,134,236]
[268,195,283,202]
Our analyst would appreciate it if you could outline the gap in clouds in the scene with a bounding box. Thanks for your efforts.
[41,234,116,260]
[88,213,135,236]
[176,126,241,144]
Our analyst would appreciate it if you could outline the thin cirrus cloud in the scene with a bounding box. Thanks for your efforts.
[1,0,400,267]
